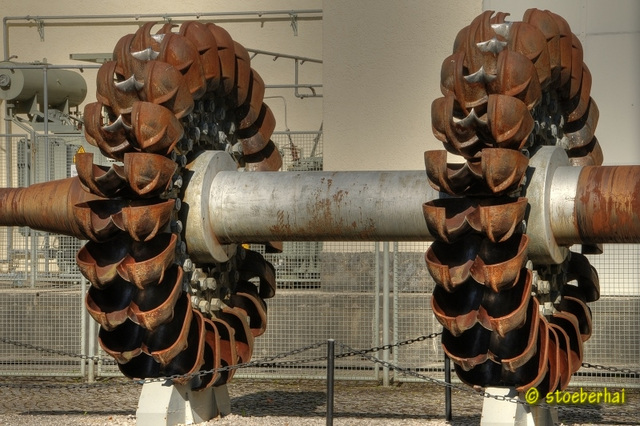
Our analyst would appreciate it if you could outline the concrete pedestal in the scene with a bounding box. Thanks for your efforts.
[136,380,231,426]
[480,387,558,426]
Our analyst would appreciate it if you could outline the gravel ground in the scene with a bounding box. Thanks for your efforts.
[0,376,637,425]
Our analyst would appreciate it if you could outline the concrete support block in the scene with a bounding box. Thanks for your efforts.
[480,387,558,426]
[136,380,230,426]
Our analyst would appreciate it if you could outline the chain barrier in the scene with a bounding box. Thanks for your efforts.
[1,333,638,396]
[334,331,442,360]
[581,362,640,376]
[335,341,529,407]
[0,336,107,362]
[0,333,441,387]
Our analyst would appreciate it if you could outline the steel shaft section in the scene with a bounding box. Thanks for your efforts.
[208,168,438,244]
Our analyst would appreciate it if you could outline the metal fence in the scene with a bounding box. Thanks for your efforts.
[0,131,638,388]
[0,133,100,376]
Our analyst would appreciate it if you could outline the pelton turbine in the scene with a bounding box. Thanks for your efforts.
[0,10,639,395]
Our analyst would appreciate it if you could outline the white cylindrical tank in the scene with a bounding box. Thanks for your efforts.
[0,61,87,108]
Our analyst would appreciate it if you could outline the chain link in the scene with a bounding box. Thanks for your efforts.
[0,337,109,363]
[581,362,640,376]
[334,332,443,360]
[0,333,442,386]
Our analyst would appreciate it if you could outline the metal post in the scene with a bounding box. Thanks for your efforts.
[42,66,51,276]
[326,339,335,426]
[373,241,380,380]
[29,138,36,288]
[88,314,96,383]
[4,116,13,266]
[382,241,390,386]
[80,274,87,378]
[392,242,399,369]
[444,354,452,421]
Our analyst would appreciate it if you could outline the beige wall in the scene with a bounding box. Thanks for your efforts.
[0,1,323,134]
[322,1,482,171]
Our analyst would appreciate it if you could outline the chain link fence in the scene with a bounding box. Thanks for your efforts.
[0,133,101,376]
[0,131,638,389]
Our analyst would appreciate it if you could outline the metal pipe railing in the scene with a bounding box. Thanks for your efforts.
[3,10,323,61]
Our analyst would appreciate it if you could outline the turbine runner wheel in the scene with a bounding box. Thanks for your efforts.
[78,21,280,387]
[427,9,601,393]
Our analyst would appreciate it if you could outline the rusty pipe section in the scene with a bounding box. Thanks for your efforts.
[0,177,96,238]
[552,165,640,245]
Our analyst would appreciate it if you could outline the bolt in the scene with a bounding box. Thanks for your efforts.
[197,299,211,313]
[204,277,217,290]
[190,295,200,308]
[230,270,239,286]
[171,220,183,234]
[541,301,555,316]
[191,268,206,285]
[192,127,201,142]
[173,175,183,189]
[218,130,227,144]
[536,279,550,295]
[533,121,540,134]
[210,298,223,311]
[183,258,193,272]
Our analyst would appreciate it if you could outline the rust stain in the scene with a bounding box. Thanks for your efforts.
[576,166,640,243]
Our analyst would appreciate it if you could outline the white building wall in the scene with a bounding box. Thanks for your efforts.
[322,0,482,171]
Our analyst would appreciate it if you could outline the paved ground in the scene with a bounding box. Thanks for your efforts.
[0,376,637,425]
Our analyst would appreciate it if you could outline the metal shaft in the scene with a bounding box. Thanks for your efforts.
[1,154,640,261]
[208,165,640,246]
[209,169,438,243]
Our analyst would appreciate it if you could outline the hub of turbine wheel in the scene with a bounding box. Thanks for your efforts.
[77,21,280,387]
[426,9,601,393]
